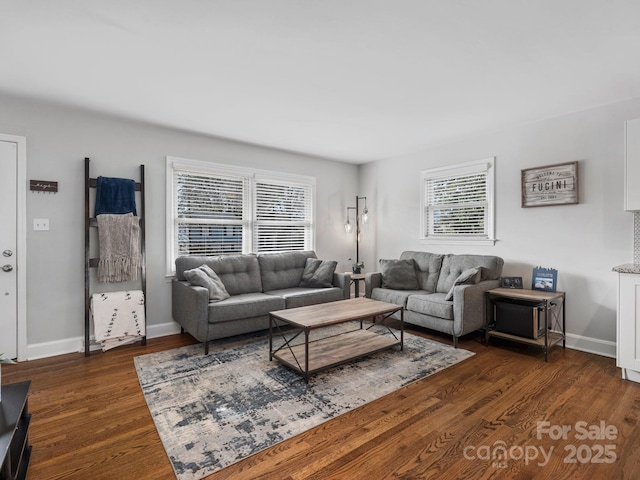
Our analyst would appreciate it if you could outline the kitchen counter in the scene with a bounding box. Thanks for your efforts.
[613,264,640,274]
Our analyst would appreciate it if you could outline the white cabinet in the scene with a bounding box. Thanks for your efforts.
[616,272,640,382]
[625,118,640,211]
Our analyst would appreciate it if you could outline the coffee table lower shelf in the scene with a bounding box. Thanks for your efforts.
[272,329,401,378]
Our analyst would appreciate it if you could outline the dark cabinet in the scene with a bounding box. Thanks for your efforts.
[1,381,31,480]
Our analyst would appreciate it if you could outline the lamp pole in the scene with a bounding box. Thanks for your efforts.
[355,195,361,264]
[345,196,368,266]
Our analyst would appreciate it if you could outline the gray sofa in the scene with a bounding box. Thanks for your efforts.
[172,250,350,353]
[365,251,504,347]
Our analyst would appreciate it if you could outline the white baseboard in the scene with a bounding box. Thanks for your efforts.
[25,324,616,361]
[25,321,182,361]
[147,321,182,338]
[564,332,616,358]
[26,337,86,361]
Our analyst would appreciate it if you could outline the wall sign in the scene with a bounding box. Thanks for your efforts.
[521,161,578,208]
[30,180,58,193]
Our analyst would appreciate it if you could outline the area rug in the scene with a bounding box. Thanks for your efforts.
[134,323,474,480]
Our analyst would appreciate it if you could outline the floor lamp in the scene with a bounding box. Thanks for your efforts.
[344,195,369,272]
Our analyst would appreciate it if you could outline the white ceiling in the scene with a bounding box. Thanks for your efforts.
[2,0,640,163]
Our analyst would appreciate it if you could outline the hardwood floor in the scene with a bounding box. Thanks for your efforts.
[3,327,640,480]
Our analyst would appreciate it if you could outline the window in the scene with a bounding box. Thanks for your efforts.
[166,157,315,274]
[254,178,313,253]
[420,158,495,245]
[174,170,248,257]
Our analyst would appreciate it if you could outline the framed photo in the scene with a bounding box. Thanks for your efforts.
[501,277,523,289]
[532,267,558,292]
[522,161,578,207]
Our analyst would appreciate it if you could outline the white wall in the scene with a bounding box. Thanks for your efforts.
[0,94,359,358]
[360,97,640,357]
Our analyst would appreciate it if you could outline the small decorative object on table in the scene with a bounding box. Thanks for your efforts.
[351,260,365,274]
[501,276,523,289]
[0,353,17,402]
[532,267,558,292]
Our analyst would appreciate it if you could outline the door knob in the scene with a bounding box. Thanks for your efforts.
[2,250,12,257]
[2,265,13,272]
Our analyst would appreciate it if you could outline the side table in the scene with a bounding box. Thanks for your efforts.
[485,288,565,361]
[349,273,366,297]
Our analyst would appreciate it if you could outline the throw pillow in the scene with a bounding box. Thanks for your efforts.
[198,264,231,301]
[184,265,230,302]
[444,267,481,301]
[380,259,419,290]
[299,258,337,288]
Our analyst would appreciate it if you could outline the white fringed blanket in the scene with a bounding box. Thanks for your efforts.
[91,290,145,351]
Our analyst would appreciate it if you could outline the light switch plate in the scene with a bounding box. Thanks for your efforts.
[33,218,49,231]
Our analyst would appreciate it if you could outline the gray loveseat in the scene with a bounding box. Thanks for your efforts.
[172,250,350,353]
[365,251,504,347]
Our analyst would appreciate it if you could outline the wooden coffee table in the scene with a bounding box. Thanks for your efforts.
[269,297,404,381]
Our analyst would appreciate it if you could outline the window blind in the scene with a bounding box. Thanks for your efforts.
[175,171,247,256]
[424,171,488,237]
[176,172,246,220]
[253,180,313,253]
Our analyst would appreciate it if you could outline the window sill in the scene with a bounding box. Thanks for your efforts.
[419,237,497,246]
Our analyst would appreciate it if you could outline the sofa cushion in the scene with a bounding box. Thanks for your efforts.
[299,258,337,288]
[258,251,318,292]
[208,292,285,324]
[399,251,444,293]
[406,293,454,320]
[444,267,481,301]
[176,254,263,295]
[436,254,504,294]
[266,287,343,309]
[371,287,427,307]
[183,265,230,302]
[379,259,419,290]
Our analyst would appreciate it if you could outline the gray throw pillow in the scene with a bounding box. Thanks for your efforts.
[184,265,230,302]
[380,259,419,290]
[444,267,481,301]
[299,258,337,288]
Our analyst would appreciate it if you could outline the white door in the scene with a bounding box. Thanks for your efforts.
[0,139,19,359]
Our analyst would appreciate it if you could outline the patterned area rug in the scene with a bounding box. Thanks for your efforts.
[134,323,474,480]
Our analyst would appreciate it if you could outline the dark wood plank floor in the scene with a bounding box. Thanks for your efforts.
[3,327,640,480]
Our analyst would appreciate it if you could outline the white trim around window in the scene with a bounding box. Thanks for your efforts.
[165,156,316,276]
[420,157,496,246]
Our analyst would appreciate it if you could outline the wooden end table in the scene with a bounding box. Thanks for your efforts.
[485,288,565,362]
[349,273,366,297]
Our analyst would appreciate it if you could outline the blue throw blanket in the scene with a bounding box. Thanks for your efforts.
[95,176,137,216]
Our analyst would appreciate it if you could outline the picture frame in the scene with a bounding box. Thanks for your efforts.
[521,161,578,208]
[532,267,558,292]
[501,276,523,289]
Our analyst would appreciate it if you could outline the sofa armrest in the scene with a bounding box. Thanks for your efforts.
[365,272,382,298]
[172,279,209,341]
[333,272,351,299]
[452,279,500,337]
